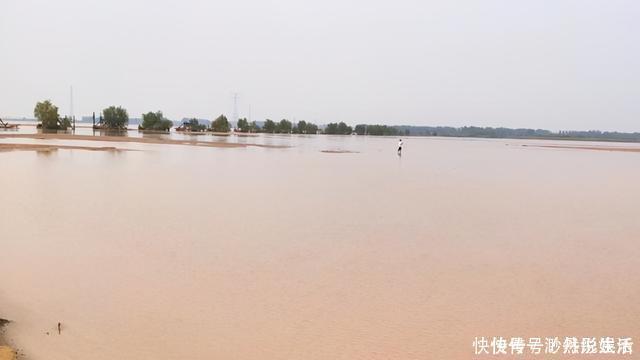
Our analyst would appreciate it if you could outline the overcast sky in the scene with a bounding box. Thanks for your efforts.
[1,0,638,131]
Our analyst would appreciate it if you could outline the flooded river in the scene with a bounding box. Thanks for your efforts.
[1,130,639,359]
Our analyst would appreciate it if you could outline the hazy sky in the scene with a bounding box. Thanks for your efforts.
[1,0,638,131]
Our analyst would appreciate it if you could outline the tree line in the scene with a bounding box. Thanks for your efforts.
[33,100,638,141]
[33,100,367,135]
[257,119,320,134]
[393,125,640,141]
[32,100,353,134]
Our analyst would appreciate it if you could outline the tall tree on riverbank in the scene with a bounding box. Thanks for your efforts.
[354,124,398,136]
[337,122,352,135]
[236,118,250,132]
[293,120,307,134]
[181,118,207,132]
[141,111,173,131]
[262,119,276,133]
[325,123,338,134]
[276,119,292,133]
[211,114,230,132]
[102,106,129,129]
[294,120,319,134]
[306,123,319,134]
[324,122,352,135]
[34,100,70,130]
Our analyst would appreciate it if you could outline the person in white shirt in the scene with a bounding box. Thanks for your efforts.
[397,139,403,155]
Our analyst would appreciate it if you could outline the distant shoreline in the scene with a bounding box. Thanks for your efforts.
[431,134,640,144]
[3,119,639,143]
[518,143,640,153]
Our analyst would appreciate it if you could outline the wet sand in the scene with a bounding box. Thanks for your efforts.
[0,143,128,153]
[320,150,360,153]
[0,133,285,149]
[0,347,15,360]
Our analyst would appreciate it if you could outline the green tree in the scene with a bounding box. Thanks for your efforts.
[34,100,67,130]
[236,118,250,132]
[60,116,72,129]
[337,122,352,135]
[324,122,352,135]
[184,118,207,132]
[295,120,307,134]
[211,114,230,132]
[141,111,173,131]
[276,119,292,133]
[262,119,276,133]
[102,106,129,129]
[249,121,260,132]
[294,120,318,134]
[306,123,318,134]
[324,123,338,134]
[359,124,398,136]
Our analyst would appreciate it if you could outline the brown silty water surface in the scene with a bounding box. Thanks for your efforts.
[0,132,639,359]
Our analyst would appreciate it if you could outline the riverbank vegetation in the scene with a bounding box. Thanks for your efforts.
[211,115,231,132]
[23,104,640,142]
[177,118,207,132]
[276,119,292,133]
[236,118,260,133]
[140,111,173,131]
[34,100,70,130]
[293,120,318,134]
[391,125,640,141]
[354,124,398,136]
[324,122,352,135]
[102,106,129,129]
[262,119,276,133]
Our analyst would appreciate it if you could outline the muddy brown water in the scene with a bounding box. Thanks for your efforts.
[0,133,639,359]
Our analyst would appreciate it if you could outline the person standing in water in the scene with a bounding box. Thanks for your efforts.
[397,139,403,155]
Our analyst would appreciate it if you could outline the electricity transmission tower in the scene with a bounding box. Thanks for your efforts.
[232,93,239,125]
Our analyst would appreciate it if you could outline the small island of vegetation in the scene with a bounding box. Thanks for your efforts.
[210,115,231,133]
[177,118,207,132]
[140,111,173,132]
[99,106,129,130]
[34,100,71,130]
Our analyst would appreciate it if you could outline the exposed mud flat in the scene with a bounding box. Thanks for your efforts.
[0,133,286,149]
[0,143,127,152]
[320,149,359,153]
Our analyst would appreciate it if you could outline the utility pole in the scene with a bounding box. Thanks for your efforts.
[70,86,75,131]
[232,93,239,126]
